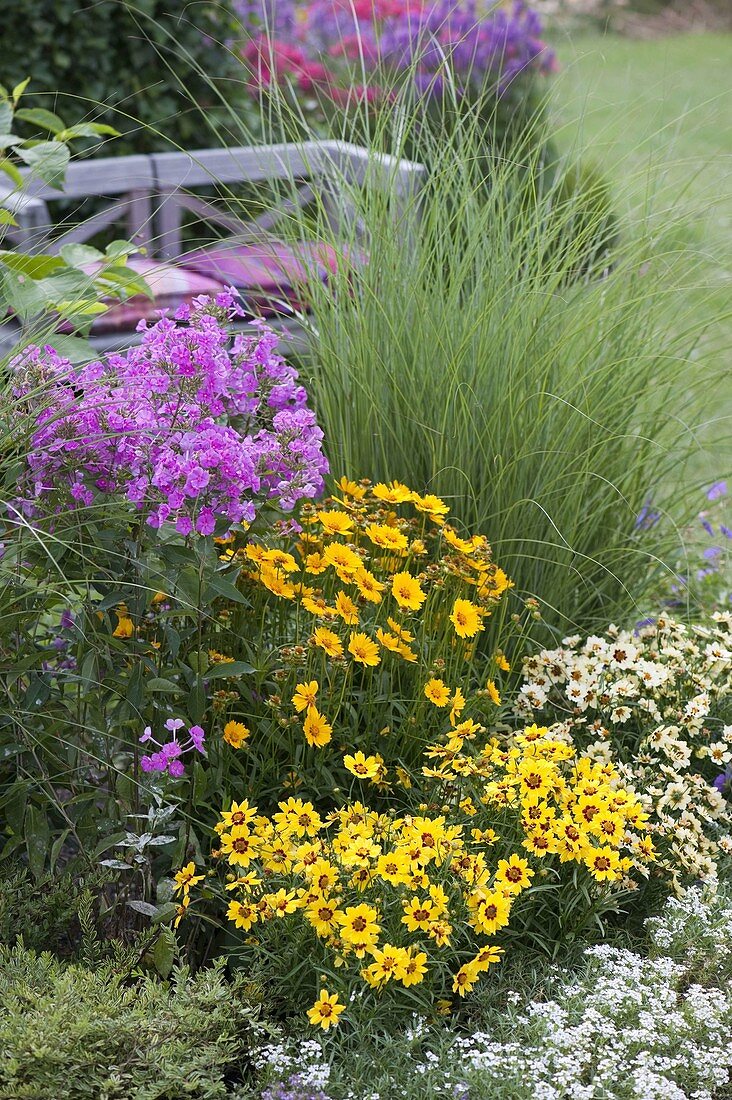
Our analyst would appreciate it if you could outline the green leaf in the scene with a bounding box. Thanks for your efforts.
[152,927,176,977]
[0,102,12,134]
[0,250,65,277]
[55,122,120,142]
[50,829,70,872]
[127,899,160,918]
[205,660,256,679]
[25,805,50,881]
[203,573,249,605]
[0,159,23,187]
[93,831,130,859]
[59,242,104,268]
[12,78,30,103]
[17,141,70,189]
[147,677,182,693]
[14,108,64,134]
[100,859,133,871]
[0,134,23,151]
[0,208,17,226]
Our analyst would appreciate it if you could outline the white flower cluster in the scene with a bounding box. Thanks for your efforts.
[517,613,732,888]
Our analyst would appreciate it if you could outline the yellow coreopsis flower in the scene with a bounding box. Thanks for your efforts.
[335,591,360,625]
[292,680,319,712]
[372,480,413,504]
[495,853,535,894]
[424,678,451,707]
[312,626,344,658]
[400,949,428,986]
[366,523,409,552]
[391,571,427,611]
[452,961,481,996]
[449,598,484,639]
[412,492,449,523]
[486,679,501,705]
[173,861,204,895]
[348,632,381,667]
[344,751,382,779]
[303,706,333,748]
[307,989,345,1029]
[318,510,354,535]
[223,720,250,749]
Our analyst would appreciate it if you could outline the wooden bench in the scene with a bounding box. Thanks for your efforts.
[0,140,425,356]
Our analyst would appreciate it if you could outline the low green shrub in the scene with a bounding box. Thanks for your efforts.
[0,945,259,1100]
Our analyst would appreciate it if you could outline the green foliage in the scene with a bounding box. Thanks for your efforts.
[0,944,259,1099]
[0,1,240,156]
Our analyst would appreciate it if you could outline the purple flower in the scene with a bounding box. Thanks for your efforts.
[721,525,732,540]
[168,759,186,778]
[635,501,661,531]
[700,517,715,537]
[703,546,723,561]
[707,481,727,501]
[165,718,186,733]
[140,726,153,743]
[12,299,328,535]
[189,725,206,752]
[60,609,75,630]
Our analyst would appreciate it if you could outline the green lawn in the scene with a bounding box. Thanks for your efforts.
[550,30,732,481]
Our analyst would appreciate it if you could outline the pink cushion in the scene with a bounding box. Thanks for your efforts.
[87,257,228,335]
[182,240,344,315]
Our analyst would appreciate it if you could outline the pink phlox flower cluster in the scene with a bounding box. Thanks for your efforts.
[13,293,328,534]
[139,718,206,778]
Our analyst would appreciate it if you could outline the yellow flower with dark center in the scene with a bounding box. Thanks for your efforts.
[306,897,341,937]
[424,678,451,707]
[585,846,622,881]
[495,651,511,671]
[302,596,337,619]
[375,851,411,886]
[471,945,503,973]
[303,706,333,748]
[274,797,323,838]
[344,751,381,779]
[174,862,204,895]
[223,721,250,749]
[264,888,300,917]
[362,944,409,987]
[226,900,259,930]
[452,961,481,997]
[335,591,360,624]
[262,548,299,573]
[221,800,257,829]
[258,567,296,600]
[402,895,436,932]
[348,632,381,667]
[449,598,484,638]
[307,989,345,1029]
[366,523,409,552]
[220,826,261,868]
[312,626,344,658]
[399,949,428,986]
[391,571,427,611]
[292,680,319,712]
[495,853,534,894]
[336,902,380,948]
[398,642,418,663]
[318,510,354,535]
